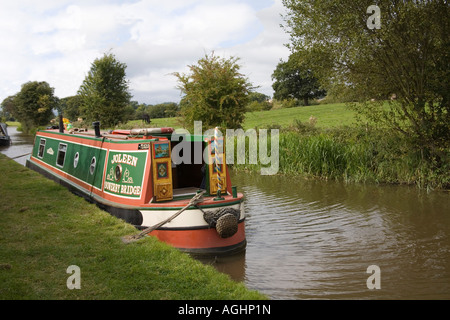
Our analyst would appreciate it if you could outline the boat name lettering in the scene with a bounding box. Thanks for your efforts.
[111,153,138,167]
[104,181,141,196]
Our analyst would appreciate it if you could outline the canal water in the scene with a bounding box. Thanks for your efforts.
[0,126,34,166]
[222,172,450,300]
[2,126,450,299]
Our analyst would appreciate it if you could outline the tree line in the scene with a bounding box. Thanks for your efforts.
[0,53,184,132]
[0,52,280,132]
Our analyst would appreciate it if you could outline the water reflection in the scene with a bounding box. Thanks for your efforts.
[195,251,246,283]
[0,125,34,165]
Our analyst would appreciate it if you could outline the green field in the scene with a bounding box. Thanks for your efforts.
[5,121,21,127]
[243,103,358,129]
[0,153,266,300]
[126,102,358,130]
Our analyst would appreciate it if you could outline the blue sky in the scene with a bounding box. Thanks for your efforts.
[0,0,290,104]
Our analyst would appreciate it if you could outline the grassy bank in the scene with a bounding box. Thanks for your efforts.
[0,154,266,300]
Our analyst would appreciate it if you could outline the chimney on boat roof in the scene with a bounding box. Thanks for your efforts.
[59,115,64,133]
[93,121,102,138]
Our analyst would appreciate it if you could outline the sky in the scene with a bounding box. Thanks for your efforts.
[0,0,290,105]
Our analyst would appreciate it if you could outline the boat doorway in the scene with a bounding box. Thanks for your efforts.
[171,140,205,198]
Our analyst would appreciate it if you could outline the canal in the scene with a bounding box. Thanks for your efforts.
[0,126,35,166]
[226,172,450,299]
[2,125,450,299]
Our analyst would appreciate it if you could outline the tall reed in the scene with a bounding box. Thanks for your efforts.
[230,127,449,190]
[278,132,374,182]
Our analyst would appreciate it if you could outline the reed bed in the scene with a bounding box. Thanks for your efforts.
[231,127,449,190]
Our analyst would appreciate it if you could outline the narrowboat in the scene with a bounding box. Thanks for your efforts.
[26,122,246,255]
[0,123,11,146]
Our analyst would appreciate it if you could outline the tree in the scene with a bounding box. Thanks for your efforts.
[60,95,83,122]
[173,52,253,130]
[246,92,272,111]
[282,0,449,159]
[1,96,17,121]
[148,103,179,119]
[249,92,270,104]
[12,81,58,133]
[78,53,131,128]
[272,54,326,106]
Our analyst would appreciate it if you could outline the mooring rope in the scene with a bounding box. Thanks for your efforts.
[121,190,206,244]
[10,152,31,160]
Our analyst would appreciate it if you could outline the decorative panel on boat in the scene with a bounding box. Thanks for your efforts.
[152,141,173,202]
[207,137,227,196]
[104,149,148,199]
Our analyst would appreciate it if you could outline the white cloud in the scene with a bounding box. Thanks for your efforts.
[0,0,290,104]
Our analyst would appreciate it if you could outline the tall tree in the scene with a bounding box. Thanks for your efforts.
[60,95,83,122]
[282,0,450,158]
[173,52,253,130]
[13,81,58,133]
[1,95,17,121]
[78,53,131,128]
[272,53,326,106]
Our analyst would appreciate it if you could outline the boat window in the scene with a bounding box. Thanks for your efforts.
[73,152,79,168]
[56,143,67,167]
[90,157,96,175]
[115,164,122,181]
[38,139,46,158]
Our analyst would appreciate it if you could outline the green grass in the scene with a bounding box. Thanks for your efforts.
[5,121,21,127]
[243,103,358,130]
[123,102,358,131]
[0,154,266,300]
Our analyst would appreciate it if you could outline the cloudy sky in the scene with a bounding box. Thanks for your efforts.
[0,0,291,105]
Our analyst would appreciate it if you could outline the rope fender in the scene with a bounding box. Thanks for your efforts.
[203,208,240,238]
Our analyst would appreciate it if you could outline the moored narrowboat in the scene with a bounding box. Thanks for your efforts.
[0,123,11,146]
[26,122,246,255]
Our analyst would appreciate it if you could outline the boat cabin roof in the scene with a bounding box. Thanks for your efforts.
[40,127,207,142]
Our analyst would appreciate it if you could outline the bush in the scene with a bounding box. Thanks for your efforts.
[246,101,272,112]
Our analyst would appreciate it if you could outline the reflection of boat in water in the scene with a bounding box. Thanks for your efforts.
[0,123,11,146]
[26,122,246,255]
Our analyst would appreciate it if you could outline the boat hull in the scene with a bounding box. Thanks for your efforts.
[0,136,11,146]
[138,203,246,255]
[0,123,10,146]
[0,138,11,146]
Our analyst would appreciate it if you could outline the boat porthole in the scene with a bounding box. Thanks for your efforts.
[115,164,122,181]
[90,157,96,175]
[74,152,79,168]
